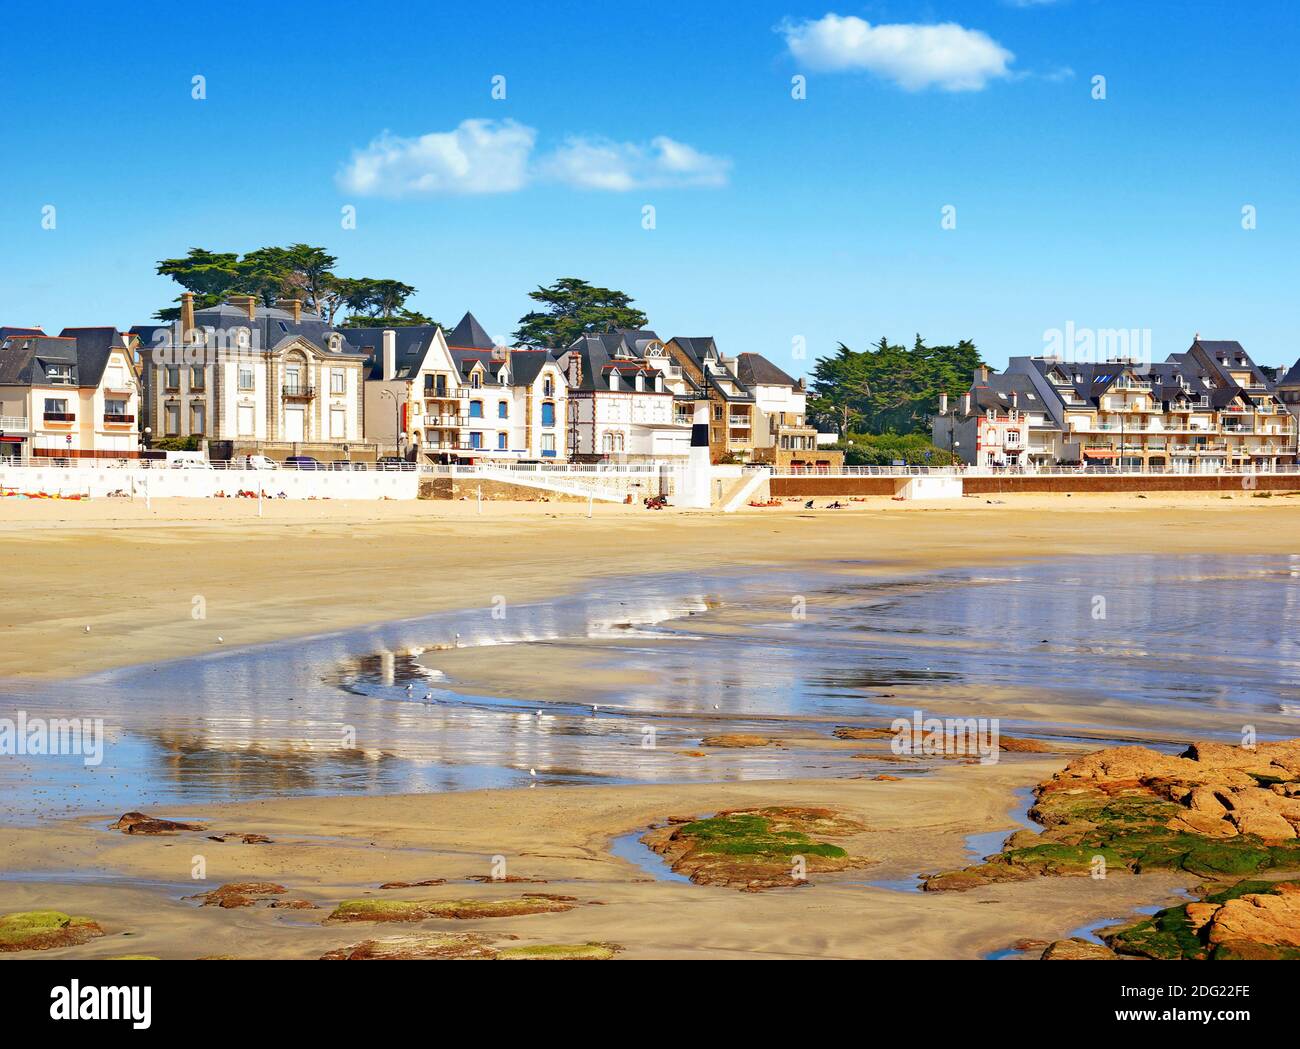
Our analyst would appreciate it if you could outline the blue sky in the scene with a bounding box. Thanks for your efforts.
[2,0,1297,375]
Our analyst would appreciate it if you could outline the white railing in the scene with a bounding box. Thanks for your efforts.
[0,416,29,431]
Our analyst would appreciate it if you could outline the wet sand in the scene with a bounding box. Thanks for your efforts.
[1,492,1297,958]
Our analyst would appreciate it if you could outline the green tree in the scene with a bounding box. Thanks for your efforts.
[154,246,426,326]
[808,336,983,435]
[514,278,649,348]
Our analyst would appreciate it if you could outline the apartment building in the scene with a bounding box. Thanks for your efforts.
[1279,359,1300,426]
[0,326,141,460]
[662,337,758,463]
[734,352,843,470]
[554,331,690,460]
[932,367,1065,467]
[357,313,568,462]
[997,338,1296,469]
[135,294,371,461]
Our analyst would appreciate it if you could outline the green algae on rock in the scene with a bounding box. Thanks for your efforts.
[924,739,1300,892]
[322,932,499,960]
[642,806,871,891]
[326,896,577,922]
[0,910,105,952]
[187,882,288,908]
[497,941,622,960]
[1107,879,1300,960]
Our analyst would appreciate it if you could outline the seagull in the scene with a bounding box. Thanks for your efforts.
[216,637,224,644]
[84,626,91,634]
[454,633,461,647]
[405,684,414,691]
[423,693,433,703]
[591,704,599,714]
[535,710,543,718]
[529,768,537,777]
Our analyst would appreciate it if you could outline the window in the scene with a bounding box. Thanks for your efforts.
[165,404,180,435]
[497,401,508,419]
[285,365,303,395]
[237,404,255,436]
[713,405,723,420]
[190,366,205,391]
[543,378,554,397]
[46,364,72,384]
[541,402,556,427]
[469,400,483,418]
[105,399,128,419]
[107,365,125,388]
[238,366,255,391]
[165,366,180,390]
[471,373,481,389]
[497,432,507,450]
[542,433,556,455]
[330,407,346,438]
[331,368,345,394]
[190,403,206,435]
[44,397,69,415]
[469,431,483,449]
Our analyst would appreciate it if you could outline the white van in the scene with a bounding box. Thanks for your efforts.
[236,455,279,471]
[166,451,212,470]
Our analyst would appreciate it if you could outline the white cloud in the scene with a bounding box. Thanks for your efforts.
[338,121,730,196]
[336,119,536,197]
[539,135,731,191]
[780,14,1015,92]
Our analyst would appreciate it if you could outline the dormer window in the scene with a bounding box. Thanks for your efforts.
[543,378,554,396]
[635,373,645,392]
[609,372,619,391]
[655,375,663,392]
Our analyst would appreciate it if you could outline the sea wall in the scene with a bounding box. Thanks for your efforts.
[770,473,1300,498]
[0,465,419,500]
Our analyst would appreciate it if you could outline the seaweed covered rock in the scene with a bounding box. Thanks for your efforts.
[0,911,104,952]
[497,942,622,960]
[325,896,576,922]
[1040,938,1117,960]
[322,932,498,960]
[1108,880,1300,960]
[642,806,871,890]
[924,738,1300,892]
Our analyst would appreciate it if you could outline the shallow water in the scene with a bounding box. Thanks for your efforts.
[3,553,1300,822]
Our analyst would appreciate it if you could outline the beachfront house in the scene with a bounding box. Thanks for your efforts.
[554,331,690,461]
[135,294,372,462]
[735,352,843,471]
[0,326,141,461]
[662,336,759,463]
[933,366,1066,467]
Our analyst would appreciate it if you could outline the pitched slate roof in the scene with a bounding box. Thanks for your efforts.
[1279,360,1300,388]
[507,350,558,387]
[188,302,366,359]
[735,352,798,388]
[448,312,496,350]
[0,328,128,388]
[346,325,444,381]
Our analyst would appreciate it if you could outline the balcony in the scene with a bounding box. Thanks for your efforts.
[282,384,315,400]
[728,416,751,427]
[0,415,29,431]
[103,413,135,425]
[43,412,76,424]
[423,414,469,428]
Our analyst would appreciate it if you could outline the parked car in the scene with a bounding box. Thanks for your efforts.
[330,460,367,471]
[236,455,279,470]
[285,455,323,470]
[376,456,412,471]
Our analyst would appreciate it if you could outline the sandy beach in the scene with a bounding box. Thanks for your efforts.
[2,492,1299,960]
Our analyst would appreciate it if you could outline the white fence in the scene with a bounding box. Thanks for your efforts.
[0,463,419,500]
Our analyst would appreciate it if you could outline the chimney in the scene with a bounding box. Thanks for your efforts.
[974,365,990,385]
[180,292,195,342]
[278,298,303,323]
[382,329,396,381]
[962,391,972,415]
[228,294,257,321]
[939,392,949,415]
[568,353,582,388]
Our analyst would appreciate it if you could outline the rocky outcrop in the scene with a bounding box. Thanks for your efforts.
[325,896,577,922]
[642,806,871,891]
[497,942,622,960]
[322,933,499,960]
[110,811,205,835]
[1108,880,1300,960]
[700,734,777,748]
[188,882,288,908]
[0,910,105,952]
[1040,938,1117,960]
[924,738,1300,892]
